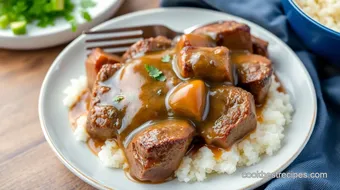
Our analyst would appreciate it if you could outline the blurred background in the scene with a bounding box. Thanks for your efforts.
[0,0,157,189]
[1,0,340,189]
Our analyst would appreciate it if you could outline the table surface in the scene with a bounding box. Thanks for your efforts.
[0,0,158,189]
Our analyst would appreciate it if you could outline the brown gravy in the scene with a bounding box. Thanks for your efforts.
[69,90,90,130]
[68,45,283,184]
[87,138,105,155]
[70,50,269,152]
[124,170,175,184]
[275,74,286,93]
[208,145,224,160]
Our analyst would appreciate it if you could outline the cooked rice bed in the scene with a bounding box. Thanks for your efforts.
[67,76,293,182]
[295,0,340,32]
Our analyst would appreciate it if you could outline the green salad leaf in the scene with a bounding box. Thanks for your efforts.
[0,0,96,35]
[81,0,96,8]
[81,10,91,21]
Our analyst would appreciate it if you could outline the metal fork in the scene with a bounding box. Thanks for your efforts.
[84,21,221,55]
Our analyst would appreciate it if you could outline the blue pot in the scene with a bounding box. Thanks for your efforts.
[281,0,340,64]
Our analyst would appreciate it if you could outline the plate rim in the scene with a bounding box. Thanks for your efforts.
[0,0,123,38]
[0,0,124,49]
[38,7,317,190]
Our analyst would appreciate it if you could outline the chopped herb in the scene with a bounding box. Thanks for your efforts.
[37,16,55,28]
[69,19,77,32]
[0,0,95,35]
[81,10,91,21]
[80,0,96,8]
[113,95,124,103]
[157,89,162,95]
[161,54,171,63]
[51,0,65,11]
[107,109,114,117]
[0,15,10,29]
[156,75,166,82]
[145,64,166,81]
[10,21,27,35]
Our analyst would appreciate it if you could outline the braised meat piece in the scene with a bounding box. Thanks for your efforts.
[177,46,234,83]
[199,86,256,149]
[122,36,172,61]
[176,33,216,51]
[168,80,207,121]
[193,21,253,52]
[86,64,123,140]
[252,35,269,57]
[90,63,123,106]
[126,119,195,183]
[232,54,273,104]
[86,48,122,90]
[86,105,121,140]
[71,20,280,184]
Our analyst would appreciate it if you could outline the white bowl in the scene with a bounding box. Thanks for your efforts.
[39,7,317,190]
[0,0,123,49]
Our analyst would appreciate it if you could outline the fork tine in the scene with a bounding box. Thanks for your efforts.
[86,47,129,56]
[102,47,129,54]
[84,25,152,35]
[86,36,142,49]
[86,41,137,50]
[84,24,176,56]
[85,34,142,43]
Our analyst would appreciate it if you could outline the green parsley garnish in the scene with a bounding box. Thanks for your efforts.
[10,21,27,35]
[80,0,96,8]
[0,15,10,29]
[145,64,166,81]
[81,11,91,21]
[113,95,124,103]
[0,0,96,35]
[161,54,171,63]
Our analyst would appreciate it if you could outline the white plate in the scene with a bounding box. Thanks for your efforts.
[39,8,317,190]
[0,0,123,49]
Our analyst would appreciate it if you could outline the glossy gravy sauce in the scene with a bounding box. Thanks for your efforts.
[275,74,286,93]
[68,47,284,183]
[87,138,104,155]
[69,49,271,148]
[69,90,90,130]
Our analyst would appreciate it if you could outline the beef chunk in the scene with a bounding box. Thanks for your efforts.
[199,86,256,149]
[86,48,122,90]
[252,35,269,57]
[90,63,123,106]
[176,33,216,51]
[96,63,123,83]
[86,64,124,140]
[177,46,234,83]
[86,105,121,140]
[232,54,273,104]
[168,80,207,121]
[126,119,195,183]
[122,36,172,61]
[193,21,253,52]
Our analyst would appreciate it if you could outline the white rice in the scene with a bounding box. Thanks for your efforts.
[295,0,340,32]
[73,116,127,169]
[63,75,87,108]
[73,115,89,142]
[98,140,128,169]
[175,77,293,182]
[65,75,293,182]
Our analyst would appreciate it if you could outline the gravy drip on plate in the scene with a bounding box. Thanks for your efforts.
[69,51,267,147]
[68,48,270,182]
